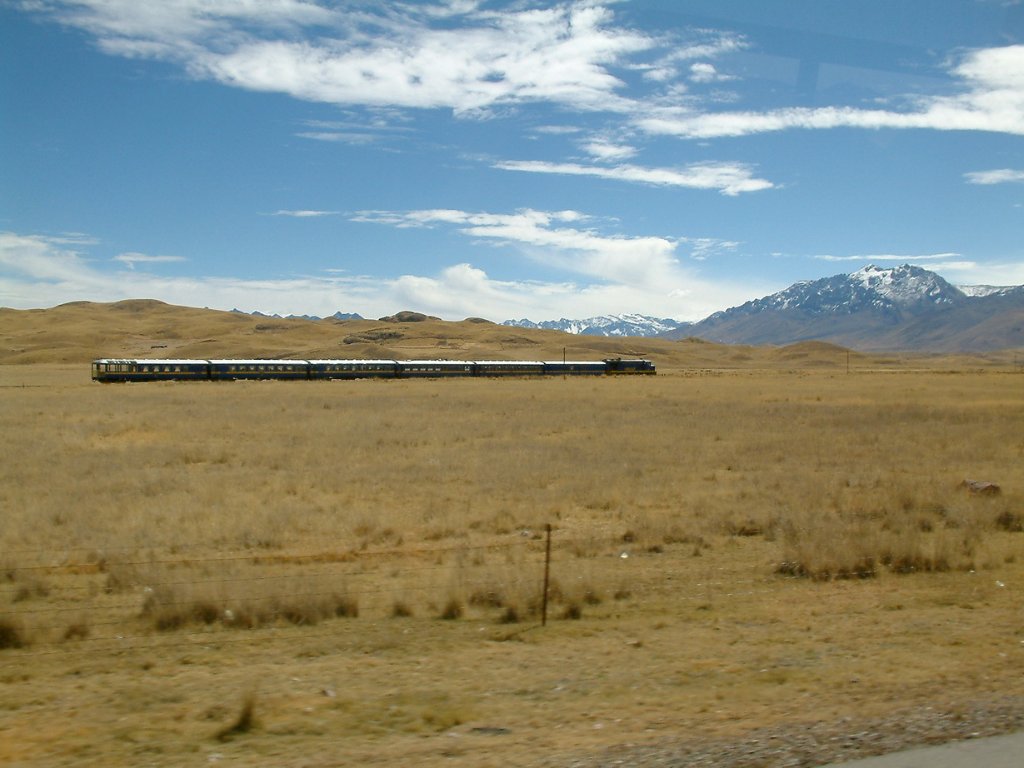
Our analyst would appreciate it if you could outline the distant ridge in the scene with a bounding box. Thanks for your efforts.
[231,309,365,321]
[503,313,686,337]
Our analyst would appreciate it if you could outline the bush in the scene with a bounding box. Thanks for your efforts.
[439,598,463,620]
[0,616,28,649]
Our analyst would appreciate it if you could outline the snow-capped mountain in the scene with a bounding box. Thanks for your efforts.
[709,264,964,319]
[665,264,1023,352]
[503,313,687,337]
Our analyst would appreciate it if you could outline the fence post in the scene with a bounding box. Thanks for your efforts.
[542,523,552,626]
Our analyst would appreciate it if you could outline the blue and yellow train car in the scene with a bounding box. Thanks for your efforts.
[309,359,398,379]
[91,359,211,382]
[396,360,474,378]
[541,360,608,375]
[473,361,545,377]
[208,360,308,380]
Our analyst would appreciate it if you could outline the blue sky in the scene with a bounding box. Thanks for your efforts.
[2,0,1023,322]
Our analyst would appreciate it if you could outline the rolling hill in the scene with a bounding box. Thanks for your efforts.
[1,297,1019,372]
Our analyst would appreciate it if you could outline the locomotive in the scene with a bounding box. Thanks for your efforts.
[91,357,656,382]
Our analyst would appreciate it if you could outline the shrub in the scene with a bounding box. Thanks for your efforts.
[0,616,28,649]
[439,598,463,620]
[995,509,1023,532]
[216,691,257,742]
[498,606,520,624]
[62,618,90,642]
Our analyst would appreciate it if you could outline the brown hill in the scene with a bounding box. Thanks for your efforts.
[0,300,1016,370]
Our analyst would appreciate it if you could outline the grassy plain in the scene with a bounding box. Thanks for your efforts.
[1,354,1022,766]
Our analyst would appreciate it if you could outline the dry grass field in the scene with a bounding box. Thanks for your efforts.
[1,302,1023,766]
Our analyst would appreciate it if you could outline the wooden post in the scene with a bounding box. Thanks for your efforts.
[541,523,552,626]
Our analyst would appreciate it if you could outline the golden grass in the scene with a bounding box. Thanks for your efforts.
[0,359,1022,766]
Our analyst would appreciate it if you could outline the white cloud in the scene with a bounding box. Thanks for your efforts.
[533,125,583,135]
[494,159,773,195]
[346,207,777,318]
[689,62,734,84]
[271,209,340,217]
[936,260,1024,286]
[580,137,637,161]
[638,33,746,83]
[31,0,654,117]
[0,232,102,286]
[684,237,741,261]
[26,1,1024,163]
[112,252,187,268]
[355,207,684,288]
[22,2,1024,150]
[965,168,1024,185]
[295,131,379,144]
[636,45,1024,139]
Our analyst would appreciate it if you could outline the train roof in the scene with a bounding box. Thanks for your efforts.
[94,358,207,365]
[206,359,307,365]
[306,359,398,365]
[399,359,475,365]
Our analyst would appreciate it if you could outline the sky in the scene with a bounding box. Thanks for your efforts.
[1,0,1023,322]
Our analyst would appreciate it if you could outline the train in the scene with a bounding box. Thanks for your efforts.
[91,357,656,382]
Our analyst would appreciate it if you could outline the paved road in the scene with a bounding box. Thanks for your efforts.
[820,732,1024,768]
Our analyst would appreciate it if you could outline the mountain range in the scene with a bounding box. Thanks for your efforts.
[503,265,1021,352]
[501,313,682,337]
[667,264,1023,352]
